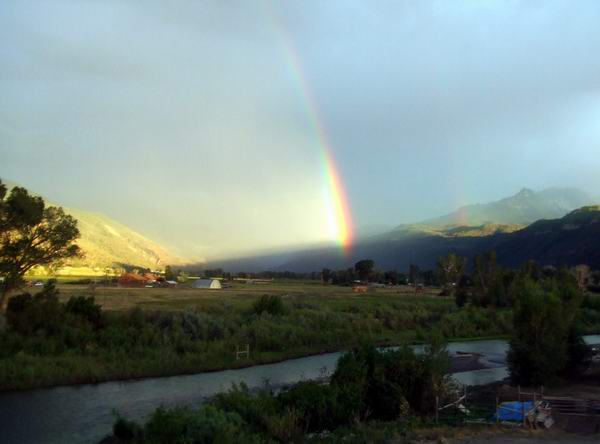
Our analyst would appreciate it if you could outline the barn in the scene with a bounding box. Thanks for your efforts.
[119,273,148,288]
[192,278,222,289]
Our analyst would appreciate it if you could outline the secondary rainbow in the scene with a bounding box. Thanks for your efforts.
[265,4,354,252]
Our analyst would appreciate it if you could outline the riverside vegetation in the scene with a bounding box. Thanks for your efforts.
[103,260,600,443]
[1,274,599,391]
[108,339,451,444]
[0,281,513,391]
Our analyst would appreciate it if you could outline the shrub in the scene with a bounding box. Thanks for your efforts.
[251,295,287,316]
[180,309,227,341]
[143,405,249,444]
[210,383,277,434]
[65,296,103,328]
[6,281,63,336]
[113,415,142,441]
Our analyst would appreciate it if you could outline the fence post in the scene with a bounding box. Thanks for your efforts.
[436,396,439,425]
[496,396,500,424]
[519,386,525,427]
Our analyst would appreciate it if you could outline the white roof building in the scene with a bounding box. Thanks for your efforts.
[191,278,222,289]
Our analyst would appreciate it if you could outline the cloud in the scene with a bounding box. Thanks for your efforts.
[1,0,600,259]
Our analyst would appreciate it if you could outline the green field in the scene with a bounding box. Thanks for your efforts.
[0,280,519,391]
[56,281,442,311]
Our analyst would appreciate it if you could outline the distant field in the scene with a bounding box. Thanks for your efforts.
[51,281,444,312]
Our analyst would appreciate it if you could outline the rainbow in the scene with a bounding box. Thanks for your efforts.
[264,4,354,252]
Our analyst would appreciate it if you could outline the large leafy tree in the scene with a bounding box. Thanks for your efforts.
[507,276,589,385]
[354,259,374,283]
[0,180,81,310]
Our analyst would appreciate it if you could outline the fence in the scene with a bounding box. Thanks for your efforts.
[436,384,600,433]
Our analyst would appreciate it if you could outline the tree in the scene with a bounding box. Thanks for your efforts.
[354,260,374,283]
[573,264,590,291]
[321,268,332,284]
[177,271,189,283]
[164,265,176,281]
[436,253,465,295]
[506,277,589,385]
[0,181,81,310]
[383,270,399,285]
[408,264,420,285]
[507,279,567,385]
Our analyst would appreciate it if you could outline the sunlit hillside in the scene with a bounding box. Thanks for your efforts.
[3,179,184,273]
[62,207,184,272]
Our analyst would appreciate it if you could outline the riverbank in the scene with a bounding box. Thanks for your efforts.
[0,283,522,392]
[0,335,505,392]
[1,282,598,392]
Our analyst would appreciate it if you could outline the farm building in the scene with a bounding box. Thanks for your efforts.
[143,273,158,283]
[192,278,222,289]
[119,273,149,287]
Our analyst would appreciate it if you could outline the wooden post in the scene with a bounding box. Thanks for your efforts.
[496,396,500,424]
[519,386,525,426]
[235,344,250,360]
[435,396,439,425]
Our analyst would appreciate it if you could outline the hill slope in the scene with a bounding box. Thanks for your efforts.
[495,205,600,268]
[2,179,183,271]
[64,207,183,271]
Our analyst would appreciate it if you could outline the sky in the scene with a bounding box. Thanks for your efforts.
[2,0,600,261]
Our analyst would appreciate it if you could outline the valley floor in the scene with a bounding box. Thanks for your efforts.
[1,280,598,391]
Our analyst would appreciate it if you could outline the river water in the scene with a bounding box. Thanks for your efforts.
[0,336,598,444]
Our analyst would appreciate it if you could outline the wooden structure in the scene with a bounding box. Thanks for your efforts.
[119,273,148,288]
[235,344,250,360]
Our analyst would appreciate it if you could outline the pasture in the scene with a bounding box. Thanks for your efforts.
[53,281,444,312]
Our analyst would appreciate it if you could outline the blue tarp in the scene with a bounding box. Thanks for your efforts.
[495,401,534,421]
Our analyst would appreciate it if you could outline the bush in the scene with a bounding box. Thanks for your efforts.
[251,295,287,316]
[113,415,142,441]
[278,381,360,432]
[143,405,257,444]
[6,281,63,336]
[210,383,277,434]
[180,309,227,341]
[65,296,103,328]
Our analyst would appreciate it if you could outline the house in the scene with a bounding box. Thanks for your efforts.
[192,278,222,289]
[119,273,149,288]
[143,273,158,283]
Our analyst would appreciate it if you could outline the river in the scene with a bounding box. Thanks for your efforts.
[0,335,598,444]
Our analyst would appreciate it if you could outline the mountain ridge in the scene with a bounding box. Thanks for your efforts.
[205,187,597,272]
[410,187,591,227]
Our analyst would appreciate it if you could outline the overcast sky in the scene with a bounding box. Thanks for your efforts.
[2,0,600,260]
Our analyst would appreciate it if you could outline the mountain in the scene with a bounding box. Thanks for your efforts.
[205,188,597,273]
[63,207,184,272]
[263,205,600,272]
[2,179,184,272]
[417,187,591,227]
[494,205,600,268]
